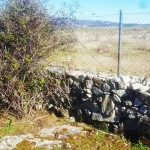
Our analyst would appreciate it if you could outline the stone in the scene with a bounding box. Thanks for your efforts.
[139,105,149,115]
[123,100,132,106]
[138,115,150,138]
[137,86,149,93]
[140,92,150,104]
[130,83,143,90]
[107,80,116,90]
[102,83,111,92]
[144,77,150,86]
[96,97,103,103]
[125,108,137,119]
[72,81,80,89]
[92,110,117,122]
[113,94,121,103]
[123,119,138,131]
[86,93,92,98]
[93,87,103,96]
[121,107,126,112]
[101,95,115,117]
[84,89,92,94]
[118,82,128,90]
[120,76,131,83]
[85,80,93,89]
[69,78,74,85]
[92,77,104,86]
[112,90,127,97]
[78,75,85,82]
[134,98,143,107]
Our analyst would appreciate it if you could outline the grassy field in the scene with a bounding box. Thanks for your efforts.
[47,27,150,77]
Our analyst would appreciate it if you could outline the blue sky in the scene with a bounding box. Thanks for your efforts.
[47,0,150,23]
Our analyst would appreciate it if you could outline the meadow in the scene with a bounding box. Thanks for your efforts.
[48,26,150,77]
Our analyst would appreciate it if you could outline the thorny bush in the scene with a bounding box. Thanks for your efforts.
[0,0,74,118]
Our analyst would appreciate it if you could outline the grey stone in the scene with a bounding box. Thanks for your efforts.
[92,77,104,86]
[101,95,115,117]
[112,90,127,97]
[72,81,80,88]
[102,83,111,92]
[123,100,132,106]
[96,97,103,103]
[144,77,150,86]
[84,89,92,94]
[78,75,85,82]
[138,115,150,138]
[69,78,74,85]
[130,83,143,90]
[125,108,137,119]
[86,93,92,98]
[134,98,143,107]
[113,94,121,103]
[120,76,131,83]
[93,87,103,96]
[85,80,93,89]
[92,110,117,122]
[107,80,116,90]
[123,119,138,131]
[140,92,150,104]
[139,105,148,115]
[137,86,149,93]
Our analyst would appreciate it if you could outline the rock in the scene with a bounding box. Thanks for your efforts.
[96,97,103,103]
[144,77,150,86]
[85,80,93,89]
[72,81,80,89]
[123,100,132,106]
[137,86,149,93]
[101,95,115,117]
[107,80,116,90]
[92,77,104,86]
[93,87,103,96]
[112,90,127,97]
[85,74,93,80]
[53,107,69,118]
[130,83,143,90]
[140,92,150,104]
[92,110,117,122]
[78,75,85,82]
[139,105,149,115]
[84,89,92,94]
[113,94,121,103]
[123,119,138,131]
[120,76,131,83]
[102,83,111,92]
[134,98,143,107]
[121,107,126,112]
[118,82,128,90]
[69,78,74,85]
[86,93,92,98]
[138,115,150,138]
[125,108,137,119]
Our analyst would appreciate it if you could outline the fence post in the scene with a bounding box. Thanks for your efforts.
[117,10,123,77]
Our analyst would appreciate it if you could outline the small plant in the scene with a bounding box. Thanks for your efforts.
[132,141,148,150]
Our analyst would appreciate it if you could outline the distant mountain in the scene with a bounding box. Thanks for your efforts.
[75,19,150,27]
[53,18,150,28]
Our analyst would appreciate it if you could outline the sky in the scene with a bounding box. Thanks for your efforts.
[47,0,150,23]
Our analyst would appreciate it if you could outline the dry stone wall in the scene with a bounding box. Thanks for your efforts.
[46,67,150,139]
